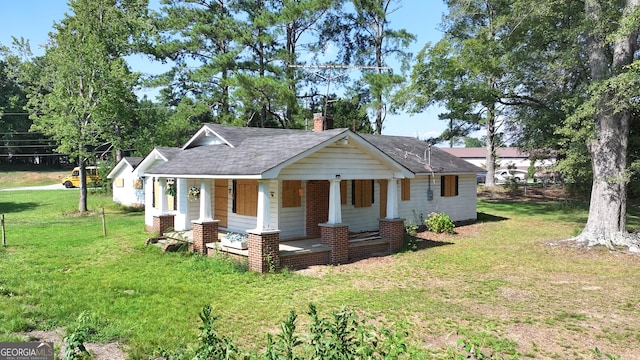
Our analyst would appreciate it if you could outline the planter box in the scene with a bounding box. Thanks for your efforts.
[221,237,248,250]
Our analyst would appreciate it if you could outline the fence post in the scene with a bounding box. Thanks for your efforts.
[2,214,6,246]
[101,208,107,237]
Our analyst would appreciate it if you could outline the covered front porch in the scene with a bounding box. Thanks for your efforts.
[159,230,393,269]
[148,176,407,272]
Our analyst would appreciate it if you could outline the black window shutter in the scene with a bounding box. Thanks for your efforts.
[455,176,459,196]
[152,178,156,207]
[232,180,237,213]
[371,180,375,204]
[440,176,445,197]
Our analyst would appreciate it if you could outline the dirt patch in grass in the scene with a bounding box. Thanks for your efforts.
[0,170,68,188]
[478,184,569,201]
[25,329,126,360]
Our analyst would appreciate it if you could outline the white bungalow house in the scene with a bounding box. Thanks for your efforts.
[106,157,143,206]
[106,149,181,207]
[138,115,483,272]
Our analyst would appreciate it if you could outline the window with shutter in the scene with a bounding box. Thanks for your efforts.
[352,180,373,207]
[401,178,411,201]
[440,175,459,197]
[282,180,302,208]
[234,180,258,216]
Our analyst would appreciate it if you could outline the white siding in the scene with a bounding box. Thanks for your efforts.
[144,176,156,228]
[341,180,381,232]
[279,143,395,180]
[398,174,477,225]
[173,178,190,231]
[225,179,278,234]
[277,180,305,239]
[186,179,200,226]
[111,163,144,207]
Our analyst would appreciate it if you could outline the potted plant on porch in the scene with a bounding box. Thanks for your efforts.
[221,232,248,250]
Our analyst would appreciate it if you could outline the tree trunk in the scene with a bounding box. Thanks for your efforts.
[78,157,88,213]
[579,109,630,247]
[573,0,638,247]
[484,105,497,187]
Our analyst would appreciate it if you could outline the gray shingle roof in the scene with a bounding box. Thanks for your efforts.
[123,157,143,169]
[148,125,348,176]
[360,134,485,174]
[155,147,182,160]
[146,124,483,177]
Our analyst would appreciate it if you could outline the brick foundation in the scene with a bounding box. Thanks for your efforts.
[320,223,349,264]
[248,230,281,273]
[280,250,331,270]
[379,218,405,253]
[349,241,390,261]
[151,214,175,235]
[192,220,219,255]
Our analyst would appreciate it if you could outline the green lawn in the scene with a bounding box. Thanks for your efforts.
[0,189,639,359]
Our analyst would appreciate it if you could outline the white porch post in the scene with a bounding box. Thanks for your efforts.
[199,180,213,221]
[328,178,342,224]
[158,178,168,214]
[256,180,271,230]
[386,178,399,219]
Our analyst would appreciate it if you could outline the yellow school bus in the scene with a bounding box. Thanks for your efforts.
[61,166,100,188]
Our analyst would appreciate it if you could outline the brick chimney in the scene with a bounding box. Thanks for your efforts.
[313,113,334,132]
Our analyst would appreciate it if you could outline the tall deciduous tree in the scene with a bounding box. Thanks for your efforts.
[569,0,640,247]
[400,0,540,186]
[28,0,148,212]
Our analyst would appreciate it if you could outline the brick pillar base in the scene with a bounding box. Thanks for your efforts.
[248,230,281,273]
[192,220,220,255]
[152,214,175,235]
[320,223,349,264]
[379,218,405,253]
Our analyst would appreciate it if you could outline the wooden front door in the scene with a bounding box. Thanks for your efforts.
[214,179,228,227]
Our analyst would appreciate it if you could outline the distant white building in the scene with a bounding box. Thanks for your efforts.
[438,147,555,172]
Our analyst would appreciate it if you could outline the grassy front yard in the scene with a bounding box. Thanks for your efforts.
[0,188,639,359]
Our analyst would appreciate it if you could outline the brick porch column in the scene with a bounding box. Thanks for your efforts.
[248,230,281,273]
[319,223,349,264]
[192,220,219,255]
[379,218,405,253]
[152,214,175,236]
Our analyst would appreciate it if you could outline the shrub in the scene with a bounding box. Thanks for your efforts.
[425,212,455,234]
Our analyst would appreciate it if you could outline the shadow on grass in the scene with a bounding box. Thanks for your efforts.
[476,212,509,223]
[413,238,454,250]
[0,202,40,214]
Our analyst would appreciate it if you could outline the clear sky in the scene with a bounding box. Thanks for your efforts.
[0,0,449,139]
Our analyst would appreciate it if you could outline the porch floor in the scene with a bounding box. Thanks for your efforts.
[162,230,386,257]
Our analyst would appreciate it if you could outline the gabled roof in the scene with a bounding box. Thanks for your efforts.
[133,147,182,178]
[106,156,143,179]
[361,134,485,174]
[146,124,482,179]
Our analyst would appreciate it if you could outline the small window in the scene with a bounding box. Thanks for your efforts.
[133,179,143,189]
[440,175,459,197]
[340,180,347,204]
[114,178,124,187]
[352,180,373,208]
[401,178,410,201]
[233,180,258,216]
[282,180,302,208]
